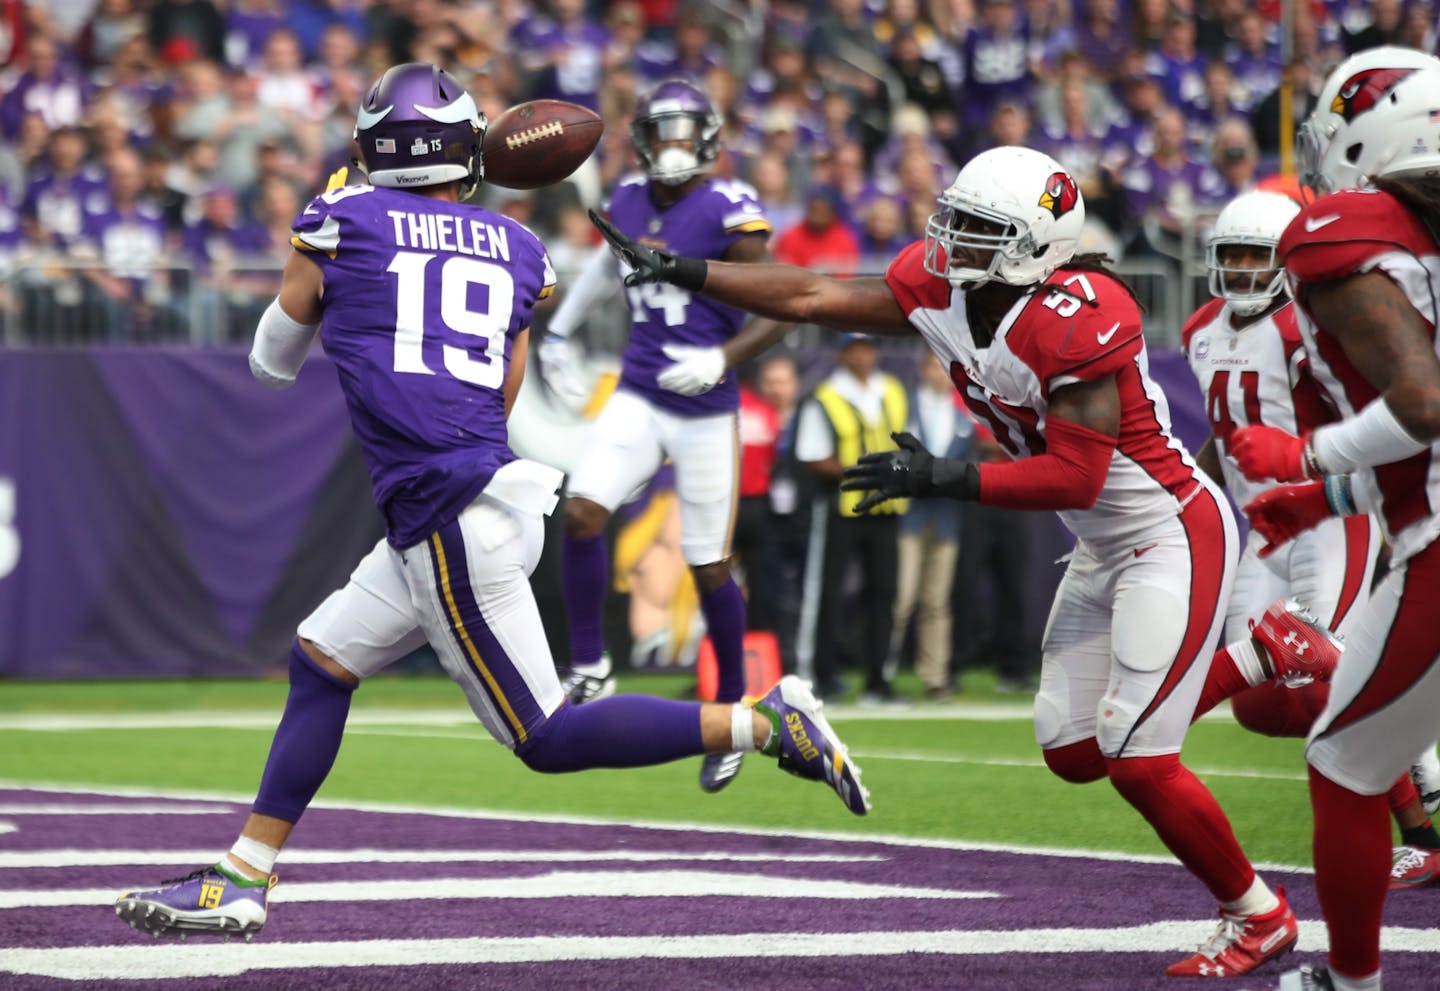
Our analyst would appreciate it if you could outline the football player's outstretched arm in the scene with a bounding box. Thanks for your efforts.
[717,234,793,368]
[589,210,912,334]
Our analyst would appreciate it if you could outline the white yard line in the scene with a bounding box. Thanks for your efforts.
[0,782,1317,874]
[0,849,887,868]
[5,926,1438,981]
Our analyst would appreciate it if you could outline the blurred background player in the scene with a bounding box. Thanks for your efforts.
[591,144,1341,980]
[113,62,868,943]
[1228,48,1440,991]
[539,78,789,793]
[1183,189,1440,890]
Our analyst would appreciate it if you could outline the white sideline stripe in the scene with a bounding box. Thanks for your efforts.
[5,925,1438,980]
[0,849,886,868]
[0,804,236,816]
[0,781,1317,874]
[0,820,13,834]
[5,871,996,909]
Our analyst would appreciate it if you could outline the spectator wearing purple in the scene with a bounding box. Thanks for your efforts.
[0,34,91,141]
[1037,80,1114,203]
[958,0,1032,154]
[180,183,271,341]
[1023,0,1077,79]
[1182,61,1244,153]
[1102,70,1167,176]
[635,9,725,84]
[103,35,175,146]
[75,146,172,339]
[1120,106,1222,255]
[825,139,884,227]
[601,1,646,76]
[21,126,110,250]
[1225,11,1282,111]
[858,194,911,257]
[1075,0,1131,79]
[871,104,951,191]
[1143,13,1208,110]
[0,185,24,285]
[223,0,285,69]
[511,0,610,111]
[286,0,369,62]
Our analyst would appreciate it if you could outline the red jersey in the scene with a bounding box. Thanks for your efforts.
[1280,188,1440,563]
[885,241,1205,543]
[737,385,778,498]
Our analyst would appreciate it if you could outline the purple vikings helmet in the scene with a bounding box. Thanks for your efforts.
[629,79,721,185]
[355,63,486,197]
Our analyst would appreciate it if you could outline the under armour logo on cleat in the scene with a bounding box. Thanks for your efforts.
[1283,631,1311,655]
[1198,963,1225,977]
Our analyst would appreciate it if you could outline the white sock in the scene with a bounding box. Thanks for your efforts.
[732,703,766,752]
[1220,875,1279,917]
[572,654,611,677]
[1329,969,1381,991]
[226,836,279,878]
[1229,637,1270,687]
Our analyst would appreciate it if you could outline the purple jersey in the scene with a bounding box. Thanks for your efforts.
[608,175,771,417]
[22,168,111,248]
[291,184,557,548]
[81,204,168,294]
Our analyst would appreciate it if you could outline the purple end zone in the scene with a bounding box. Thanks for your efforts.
[1,788,1437,991]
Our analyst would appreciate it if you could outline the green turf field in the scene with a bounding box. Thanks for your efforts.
[0,670,1320,866]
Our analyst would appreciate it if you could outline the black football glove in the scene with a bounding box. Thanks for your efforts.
[588,209,707,290]
[840,431,981,513]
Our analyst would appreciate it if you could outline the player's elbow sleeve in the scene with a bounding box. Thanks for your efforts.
[250,299,319,388]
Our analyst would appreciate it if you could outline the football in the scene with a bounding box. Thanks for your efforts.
[482,99,604,190]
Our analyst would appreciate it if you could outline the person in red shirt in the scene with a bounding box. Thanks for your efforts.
[773,185,861,272]
[731,379,780,632]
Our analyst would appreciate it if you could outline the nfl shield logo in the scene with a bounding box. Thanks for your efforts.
[374,138,396,154]
[410,137,428,156]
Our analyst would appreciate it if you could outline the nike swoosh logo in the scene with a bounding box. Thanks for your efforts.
[355,103,394,131]
[1097,322,1120,345]
[1304,214,1341,232]
[1134,544,1157,558]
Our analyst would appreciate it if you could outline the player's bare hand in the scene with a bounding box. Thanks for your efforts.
[1231,425,1314,483]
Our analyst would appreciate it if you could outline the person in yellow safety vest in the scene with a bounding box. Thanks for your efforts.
[793,334,910,705]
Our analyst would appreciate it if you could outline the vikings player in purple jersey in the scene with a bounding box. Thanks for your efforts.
[539,78,790,794]
[113,63,868,942]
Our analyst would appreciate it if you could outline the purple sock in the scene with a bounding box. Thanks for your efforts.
[562,533,607,667]
[515,695,705,773]
[700,577,748,703]
[251,642,355,822]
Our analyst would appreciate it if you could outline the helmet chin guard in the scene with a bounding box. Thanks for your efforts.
[630,79,721,185]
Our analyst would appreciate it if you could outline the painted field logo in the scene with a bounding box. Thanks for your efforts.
[785,712,819,761]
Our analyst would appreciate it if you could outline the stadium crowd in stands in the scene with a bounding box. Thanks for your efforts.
[1,0,1437,342]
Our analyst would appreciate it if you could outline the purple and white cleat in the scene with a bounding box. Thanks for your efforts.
[115,864,274,939]
[754,675,872,816]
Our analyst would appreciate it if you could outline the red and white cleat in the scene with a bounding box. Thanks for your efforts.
[1166,885,1298,977]
[1390,845,1440,890]
[1250,600,1344,688]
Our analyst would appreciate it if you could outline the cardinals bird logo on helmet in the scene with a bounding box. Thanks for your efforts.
[1038,172,1079,220]
[1332,67,1419,122]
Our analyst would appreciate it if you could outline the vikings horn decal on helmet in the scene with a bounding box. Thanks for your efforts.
[1038,172,1079,220]
[1297,46,1440,195]
[1206,190,1302,318]
[355,62,487,197]
[924,146,1085,289]
[629,78,721,186]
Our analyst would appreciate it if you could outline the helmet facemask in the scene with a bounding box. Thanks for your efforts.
[923,202,1034,289]
[630,111,715,185]
[1207,239,1285,317]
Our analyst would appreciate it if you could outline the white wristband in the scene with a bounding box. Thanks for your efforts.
[1311,398,1428,474]
[731,703,757,753]
[229,835,280,875]
[250,299,319,388]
